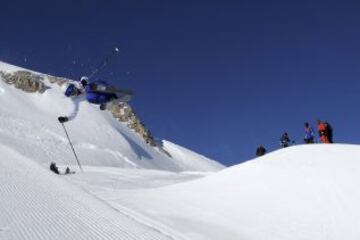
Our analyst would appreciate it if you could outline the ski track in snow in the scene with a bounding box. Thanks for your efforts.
[64,145,360,240]
[109,203,192,240]
[0,145,177,240]
[76,186,188,240]
[0,113,191,239]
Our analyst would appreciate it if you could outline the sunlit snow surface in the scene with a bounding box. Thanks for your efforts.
[0,61,222,240]
[67,144,360,240]
[1,61,359,240]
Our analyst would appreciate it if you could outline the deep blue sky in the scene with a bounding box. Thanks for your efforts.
[1,0,360,166]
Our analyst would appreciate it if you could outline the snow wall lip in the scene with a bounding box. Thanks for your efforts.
[218,143,360,174]
[164,143,360,188]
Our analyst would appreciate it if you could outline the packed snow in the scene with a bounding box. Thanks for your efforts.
[0,144,178,240]
[1,61,359,240]
[66,144,360,240]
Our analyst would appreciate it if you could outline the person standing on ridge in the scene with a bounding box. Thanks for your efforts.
[256,145,267,157]
[325,122,334,143]
[304,122,315,143]
[280,132,292,148]
[317,120,330,143]
[58,76,133,123]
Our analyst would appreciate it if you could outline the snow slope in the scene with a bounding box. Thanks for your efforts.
[0,144,179,240]
[0,61,224,172]
[71,144,360,240]
[2,60,359,240]
[0,60,225,240]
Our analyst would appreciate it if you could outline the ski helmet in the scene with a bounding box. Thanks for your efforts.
[80,76,89,87]
[65,84,77,97]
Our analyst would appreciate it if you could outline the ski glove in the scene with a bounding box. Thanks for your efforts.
[58,116,69,123]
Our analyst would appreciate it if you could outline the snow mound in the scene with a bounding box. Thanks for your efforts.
[0,61,224,172]
[105,144,360,240]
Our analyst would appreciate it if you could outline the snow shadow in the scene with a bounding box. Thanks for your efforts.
[120,133,153,160]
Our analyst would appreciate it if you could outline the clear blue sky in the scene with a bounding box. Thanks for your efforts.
[1,0,360,166]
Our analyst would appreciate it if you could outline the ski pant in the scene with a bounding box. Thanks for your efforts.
[320,135,330,143]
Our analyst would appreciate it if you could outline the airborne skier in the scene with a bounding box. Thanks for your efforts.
[58,76,133,123]
[58,47,133,123]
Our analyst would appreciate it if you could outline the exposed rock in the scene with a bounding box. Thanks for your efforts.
[0,70,48,93]
[110,102,171,155]
[46,75,70,86]
[0,71,15,84]
[47,75,58,84]
[111,102,134,122]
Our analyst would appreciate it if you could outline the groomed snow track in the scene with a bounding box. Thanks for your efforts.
[0,145,179,240]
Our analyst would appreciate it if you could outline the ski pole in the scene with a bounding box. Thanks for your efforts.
[88,47,120,80]
[60,122,84,173]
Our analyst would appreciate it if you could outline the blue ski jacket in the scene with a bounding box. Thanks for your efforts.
[63,80,118,122]
[84,81,117,104]
[304,126,315,139]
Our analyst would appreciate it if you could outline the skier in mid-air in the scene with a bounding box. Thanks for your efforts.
[58,77,133,123]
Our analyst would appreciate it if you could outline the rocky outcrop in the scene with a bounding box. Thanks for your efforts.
[0,70,73,92]
[110,102,157,146]
[0,70,48,93]
[110,102,172,157]
[46,75,70,86]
